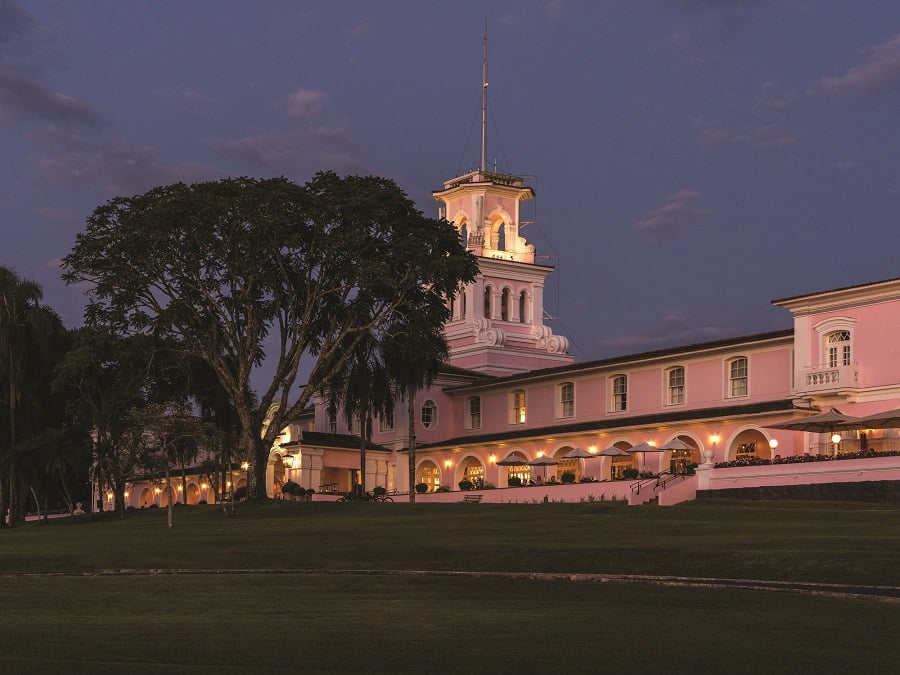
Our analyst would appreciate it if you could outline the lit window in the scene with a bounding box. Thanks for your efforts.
[559,382,575,418]
[728,357,748,398]
[421,400,437,430]
[826,330,852,368]
[667,367,685,406]
[510,390,526,424]
[466,396,481,430]
[611,375,627,412]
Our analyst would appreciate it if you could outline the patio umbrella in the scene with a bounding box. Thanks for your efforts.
[596,445,631,457]
[527,454,559,481]
[658,438,695,452]
[496,453,528,466]
[562,447,596,459]
[764,407,861,457]
[838,407,900,430]
[626,441,666,454]
[764,408,859,432]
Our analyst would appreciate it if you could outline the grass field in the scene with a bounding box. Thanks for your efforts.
[2,499,899,673]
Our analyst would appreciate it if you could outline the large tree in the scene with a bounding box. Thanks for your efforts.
[63,172,477,499]
[0,266,67,525]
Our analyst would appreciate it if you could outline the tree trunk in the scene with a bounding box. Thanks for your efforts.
[359,409,368,496]
[407,386,416,503]
[165,463,173,529]
[0,469,8,528]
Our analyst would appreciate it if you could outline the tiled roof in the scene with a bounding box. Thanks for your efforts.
[282,431,390,452]
[410,399,797,451]
[772,276,900,304]
[445,328,794,391]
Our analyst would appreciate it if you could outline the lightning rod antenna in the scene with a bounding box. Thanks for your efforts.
[480,18,488,173]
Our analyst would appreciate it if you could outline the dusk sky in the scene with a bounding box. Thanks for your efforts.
[2,0,899,365]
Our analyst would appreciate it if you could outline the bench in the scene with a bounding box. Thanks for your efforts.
[462,494,483,503]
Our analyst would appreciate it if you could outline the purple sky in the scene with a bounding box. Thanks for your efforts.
[2,0,899,363]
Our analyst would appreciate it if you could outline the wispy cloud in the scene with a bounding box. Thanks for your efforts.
[813,32,900,96]
[284,88,327,119]
[828,159,862,172]
[633,190,711,237]
[0,0,106,127]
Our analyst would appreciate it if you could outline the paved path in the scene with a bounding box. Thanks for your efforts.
[5,568,900,603]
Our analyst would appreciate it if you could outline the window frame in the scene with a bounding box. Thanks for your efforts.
[465,396,481,430]
[509,389,527,425]
[421,399,437,430]
[610,375,628,412]
[665,366,685,406]
[558,381,575,419]
[726,356,749,398]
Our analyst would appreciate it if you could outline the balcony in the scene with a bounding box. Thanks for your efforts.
[799,363,858,394]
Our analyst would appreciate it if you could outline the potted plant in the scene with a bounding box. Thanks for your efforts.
[373,486,386,497]
[415,482,429,493]
[561,471,576,484]
[622,468,639,480]
[458,479,474,491]
[507,476,522,487]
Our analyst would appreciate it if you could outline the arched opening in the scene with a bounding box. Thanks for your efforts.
[186,483,201,505]
[519,291,529,323]
[489,214,507,251]
[728,429,771,462]
[460,288,467,320]
[502,451,530,487]
[459,456,485,489]
[484,286,493,319]
[609,442,635,480]
[665,436,701,475]
[460,219,469,248]
[270,454,286,498]
[501,288,511,321]
[554,446,580,482]
[159,486,176,507]
[416,460,441,492]
[139,487,154,508]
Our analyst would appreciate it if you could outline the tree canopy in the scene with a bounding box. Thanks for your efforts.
[63,172,478,498]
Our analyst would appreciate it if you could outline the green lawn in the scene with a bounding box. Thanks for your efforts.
[2,500,899,673]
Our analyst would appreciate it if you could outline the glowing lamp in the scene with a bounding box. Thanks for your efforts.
[769,439,779,450]
[831,433,842,444]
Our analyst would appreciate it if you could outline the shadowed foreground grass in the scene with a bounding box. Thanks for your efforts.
[2,500,899,673]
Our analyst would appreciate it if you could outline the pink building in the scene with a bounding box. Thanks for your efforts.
[125,168,900,507]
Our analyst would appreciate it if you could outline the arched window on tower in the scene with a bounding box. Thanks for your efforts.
[484,286,493,319]
[489,215,507,251]
[501,288,511,321]
[460,288,467,320]
[519,291,529,323]
[460,220,469,249]
[826,330,852,367]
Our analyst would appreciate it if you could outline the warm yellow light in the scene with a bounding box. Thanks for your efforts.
[241,461,249,471]
[201,483,208,490]
[106,492,113,501]
[647,441,656,447]
[831,433,842,444]
[444,459,452,468]
[226,481,232,488]
[123,491,129,498]
[154,488,161,494]
[769,439,779,450]
[588,446,597,454]
[489,454,497,464]
[537,450,545,457]
[710,434,720,444]
[177,485,183,491]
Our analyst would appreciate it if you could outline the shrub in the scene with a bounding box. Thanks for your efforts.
[458,479,474,491]
[415,483,429,493]
[508,476,522,487]
[198,499,207,505]
[305,488,316,496]
[437,485,450,493]
[372,486,386,496]
[281,480,303,495]
[234,486,248,501]
[482,482,496,490]
[561,471,576,484]
[622,468,639,480]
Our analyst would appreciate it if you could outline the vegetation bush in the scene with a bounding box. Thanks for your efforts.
[458,479,474,491]
[415,483,429,493]
[281,480,303,496]
[561,471,576,484]
[508,476,522,487]
[234,486,248,501]
[436,485,450,493]
[372,486,386,496]
[622,468,639,480]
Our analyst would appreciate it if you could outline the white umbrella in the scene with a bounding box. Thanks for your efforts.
[626,441,666,453]
[562,447,596,459]
[597,445,631,457]
[496,453,528,466]
[658,438,695,452]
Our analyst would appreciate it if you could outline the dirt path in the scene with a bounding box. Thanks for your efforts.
[5,568,900,603]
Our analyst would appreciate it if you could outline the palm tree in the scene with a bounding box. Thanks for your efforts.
[382,299,450,503]
[321,331,394,495]
[0,266,59,526]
